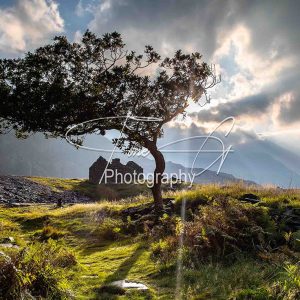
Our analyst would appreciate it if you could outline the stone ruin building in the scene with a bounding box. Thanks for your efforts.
[89,156,143,184]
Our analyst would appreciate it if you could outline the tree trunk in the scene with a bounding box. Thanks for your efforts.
[148,143,165,214]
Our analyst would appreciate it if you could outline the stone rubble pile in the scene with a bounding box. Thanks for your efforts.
[0,175,91,205]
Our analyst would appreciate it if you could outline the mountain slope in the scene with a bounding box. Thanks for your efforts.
[0,133,251,185]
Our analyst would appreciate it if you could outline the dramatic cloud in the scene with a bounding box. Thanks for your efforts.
[0,0,64,55]
[89,0,233,57]
[192,68,300,126]
[277,89,300,125]
[191,93,273,123]
[87,0,300,130]
[0,0,299,152]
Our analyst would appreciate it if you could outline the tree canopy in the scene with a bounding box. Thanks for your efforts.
[0,30,219,212]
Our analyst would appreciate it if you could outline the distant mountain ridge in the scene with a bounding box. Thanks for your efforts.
[1,132,300,187]
[0,133,255,185]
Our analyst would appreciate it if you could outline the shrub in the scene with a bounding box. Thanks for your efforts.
[0,240,76,299]
[151,237,178,266]
[150,197,277,265]
[175,190,209,215]
[268,263,300,300]
[0,251,24,300]
[148,215,184,265]
[232,288,272,300]
[28,240,77,269]
[183,198,276,260]
[0,219,19,232]
[93,218,124,240]
[147,214,183,240]
[37,225,65,241]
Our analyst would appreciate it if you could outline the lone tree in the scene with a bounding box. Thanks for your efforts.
[0,31,219,213]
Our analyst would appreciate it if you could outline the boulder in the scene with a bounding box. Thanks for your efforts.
[0,237,15,244]
[239,193,260,204]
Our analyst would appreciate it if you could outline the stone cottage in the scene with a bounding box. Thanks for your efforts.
[89,156,143,184]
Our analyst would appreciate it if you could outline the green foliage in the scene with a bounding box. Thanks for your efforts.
[150,237,178,266]
[150,197,277,265]
[186,200,274,259]
[0,240,76,299]
[36,225,65,241]
[0,251,24,300]
[0,219,19,231]
[280,263,300,298]
[28,177,151,200]
[92,217,124,241]
[232,288,272,300]
[291,230,300,251]
[0,30,211,154]
[1,182,300,299]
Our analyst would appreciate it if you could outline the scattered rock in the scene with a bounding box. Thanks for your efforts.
[0,237,15,244]
[81,275,98,278]
[270,206,300,232]
[0,175,91,204]
[282,207,300,231]
[239,193,260,204]
[0,243,19,249]
[110,280,148,290]
[0,237,19,249]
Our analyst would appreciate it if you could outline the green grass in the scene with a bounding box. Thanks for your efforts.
[1,181,300,299]
[27,176,151,200]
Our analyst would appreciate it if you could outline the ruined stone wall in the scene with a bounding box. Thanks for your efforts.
[89,157,143,184]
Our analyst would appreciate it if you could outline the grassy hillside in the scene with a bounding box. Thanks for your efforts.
[1,180,300,299]
[28,176,151,200]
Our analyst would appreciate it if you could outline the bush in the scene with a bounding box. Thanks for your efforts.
[0,240,76,299]
[291,231,300,251]
[232,288,272,300]
[151,237,178,266]
[183,198,276,260]
[146,214,183,240]
[175,190,209,216]
[0,251,24,300]
[0,219,19,232]
[37,225,65,241]
[93,217,124,241]
[149,197,277,265]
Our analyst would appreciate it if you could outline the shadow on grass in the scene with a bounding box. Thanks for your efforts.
[72,180,150,201]
[95,243,148,299]
[16,215,51,231]
[103,243,146,284]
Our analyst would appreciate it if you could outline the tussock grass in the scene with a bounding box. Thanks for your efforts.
[0,240,77,299]
[0,181,300,299]
[27,176,151,200]
[173,182,300,209]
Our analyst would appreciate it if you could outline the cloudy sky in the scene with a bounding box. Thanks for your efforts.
[1,0,300,175]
